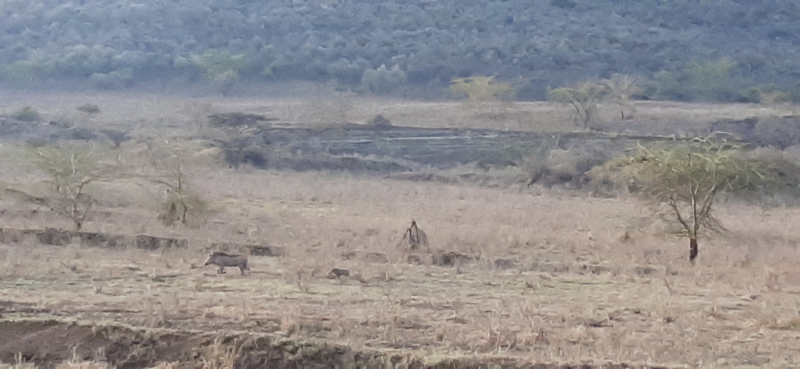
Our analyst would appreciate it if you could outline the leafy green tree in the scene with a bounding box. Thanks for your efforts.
[605,139,800,264]
[685,59,737,101]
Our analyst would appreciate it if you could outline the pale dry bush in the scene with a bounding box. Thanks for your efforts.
[178,100,216,133]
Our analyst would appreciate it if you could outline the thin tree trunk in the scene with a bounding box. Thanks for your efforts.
[689,238,698,265]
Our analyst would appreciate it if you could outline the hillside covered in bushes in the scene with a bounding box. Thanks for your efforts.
[1,0,799,101]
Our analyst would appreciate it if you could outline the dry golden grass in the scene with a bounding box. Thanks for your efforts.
[2,165,800,366]
[1,90,800,367]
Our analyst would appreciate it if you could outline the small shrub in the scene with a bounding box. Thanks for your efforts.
[77,103,101,114]
[12,106,41,122]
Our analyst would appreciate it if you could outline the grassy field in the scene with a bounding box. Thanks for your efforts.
[1,88,800,368]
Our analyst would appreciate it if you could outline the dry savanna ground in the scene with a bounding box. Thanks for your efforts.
[1,87,800,368]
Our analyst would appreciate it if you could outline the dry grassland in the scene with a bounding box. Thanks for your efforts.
[0,89,800,368]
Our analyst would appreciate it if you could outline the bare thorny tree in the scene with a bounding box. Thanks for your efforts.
[155,153,208,226]
[30,144,116,230]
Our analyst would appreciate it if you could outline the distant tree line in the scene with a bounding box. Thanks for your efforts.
[0,0,799,101]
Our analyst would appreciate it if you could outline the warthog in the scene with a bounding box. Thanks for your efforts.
[204,252,250,275]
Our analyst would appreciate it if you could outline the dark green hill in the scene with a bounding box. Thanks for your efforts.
[1,0,798,101]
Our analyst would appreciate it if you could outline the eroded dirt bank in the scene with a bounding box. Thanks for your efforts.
[0,319,388,369]
[0,319,668,369]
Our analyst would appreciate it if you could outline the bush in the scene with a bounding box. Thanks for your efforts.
[740,84,789,105]
[328,58,368,86]
[449,76,514,102]
[89,68,133,89]
[656,59,742,102]
[177,49,247,93]
[685,59,738,101]
[360,64,407,94]
[12,106,41,122]
[0,61,40,85]
[253,44,286,79]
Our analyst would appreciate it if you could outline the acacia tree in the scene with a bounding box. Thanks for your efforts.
[608,139,793,264]
[602,74,643,120]
[30,144,116,230]
[548,81,608,129]
[154,152,210,227]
